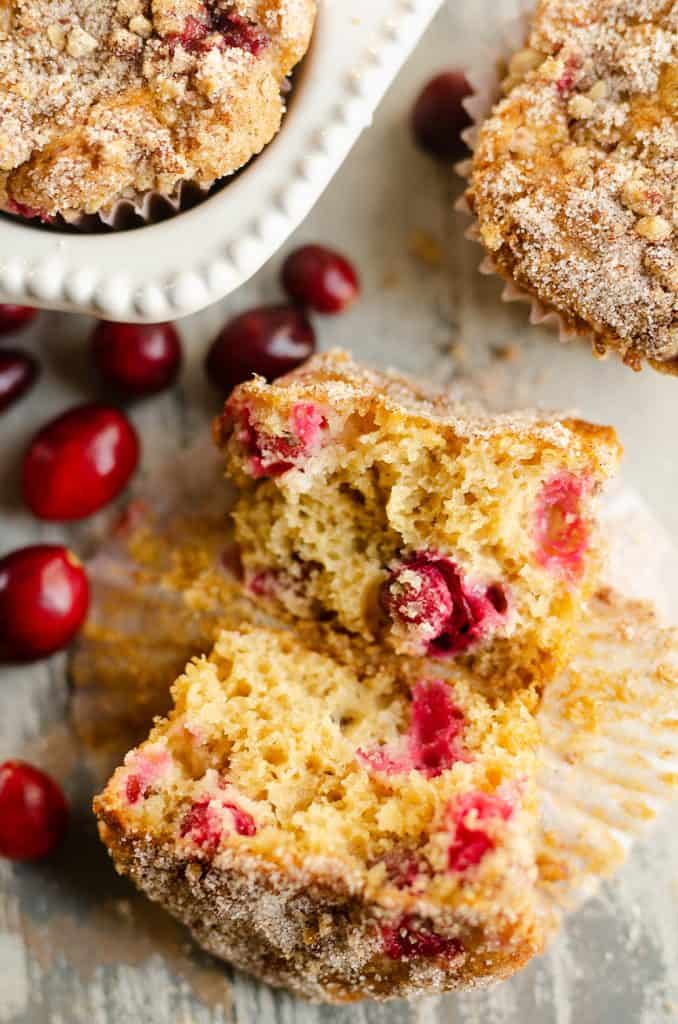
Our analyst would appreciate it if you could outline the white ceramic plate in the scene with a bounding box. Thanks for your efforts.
[0,0,443,322]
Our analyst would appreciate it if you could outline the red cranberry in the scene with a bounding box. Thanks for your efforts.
[231,400,327,478]
[0,348,39,412]
[90,321,182,396]
[534,472,589,579]
[22,404,139,521]
[170,14,209,51]
[555,55,582,96]
[447,791,513,873]
[180,799,220,849]
[0,761,69,860]
[384,554,504,656]
[385,562,454,636]
[408,679,466,777]
[206,304,315,396]
[180,797,256,850]
[281,245,360,314]
[4,200,53,224]
[126,775,143,805]
[0,545,89,661]
[381,916,461,961]
[412,71,473,162]
[168,6,267,55]
[212,8,267,53]
[123,749,170,806]
[0,304,37,336]
[357,679,466,778]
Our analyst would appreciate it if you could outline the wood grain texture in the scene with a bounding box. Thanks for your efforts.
[1,2,677,1021]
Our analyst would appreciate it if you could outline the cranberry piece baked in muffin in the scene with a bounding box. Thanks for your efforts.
[0,0,316,220]
[467,0,677,374]
[215,349,621,687]
[95,625,544,1002]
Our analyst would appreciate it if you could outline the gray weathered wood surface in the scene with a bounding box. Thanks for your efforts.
[1,2,677,1021]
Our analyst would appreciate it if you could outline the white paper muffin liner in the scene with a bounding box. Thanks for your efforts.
[69,437,678,941]
[455,4,600,353]
[67,179,212,231]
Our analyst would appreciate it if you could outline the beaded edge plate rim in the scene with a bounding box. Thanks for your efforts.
[0,0,444,323]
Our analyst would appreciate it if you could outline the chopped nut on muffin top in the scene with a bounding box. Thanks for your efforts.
[467,0,677,374]
[0,0,316,220]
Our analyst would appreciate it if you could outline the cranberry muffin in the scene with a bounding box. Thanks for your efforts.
[215,349,621,689]
[467,0,677,373]
[95,625,545,1002]
[0,0,316,220]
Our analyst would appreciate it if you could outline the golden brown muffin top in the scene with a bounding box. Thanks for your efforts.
[468,0,677,373]
[0,0,315,217]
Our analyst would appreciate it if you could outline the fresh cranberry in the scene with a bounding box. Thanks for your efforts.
[384,554,506,656]
[229,400,326,478]
[358,678,466,778]
[381,916,461,961]
[281,245,360,315]
[0,349,39,412]
[22,404,139,521]
[206,304,315,396]
[0,761,69,860]
[0,304,37,336]
[90,321,182,396]
[534,472,589,579]
[447,791,513,873]
[0,545,89,661]
[412,71,472,161]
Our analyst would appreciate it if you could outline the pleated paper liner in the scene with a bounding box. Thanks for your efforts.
[455,4,609,360]
[68,436,678,931]
[67,180,212,232]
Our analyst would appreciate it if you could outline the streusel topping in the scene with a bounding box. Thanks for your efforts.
[0,0,315,218]
[468,0,677,373]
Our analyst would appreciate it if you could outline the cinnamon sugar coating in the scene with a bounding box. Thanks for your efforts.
[468,0,677,373]
[93,587,678,1002]
[95,625,545,1002]
[0,0,315,218]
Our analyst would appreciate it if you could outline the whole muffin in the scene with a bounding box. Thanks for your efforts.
[467,0,677,374]
[0,0,316,220]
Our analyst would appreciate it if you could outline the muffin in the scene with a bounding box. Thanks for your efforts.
[94,625,545,1002]
[215,349,621,688]
[466,0,677,373]
[0,0,316,221]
